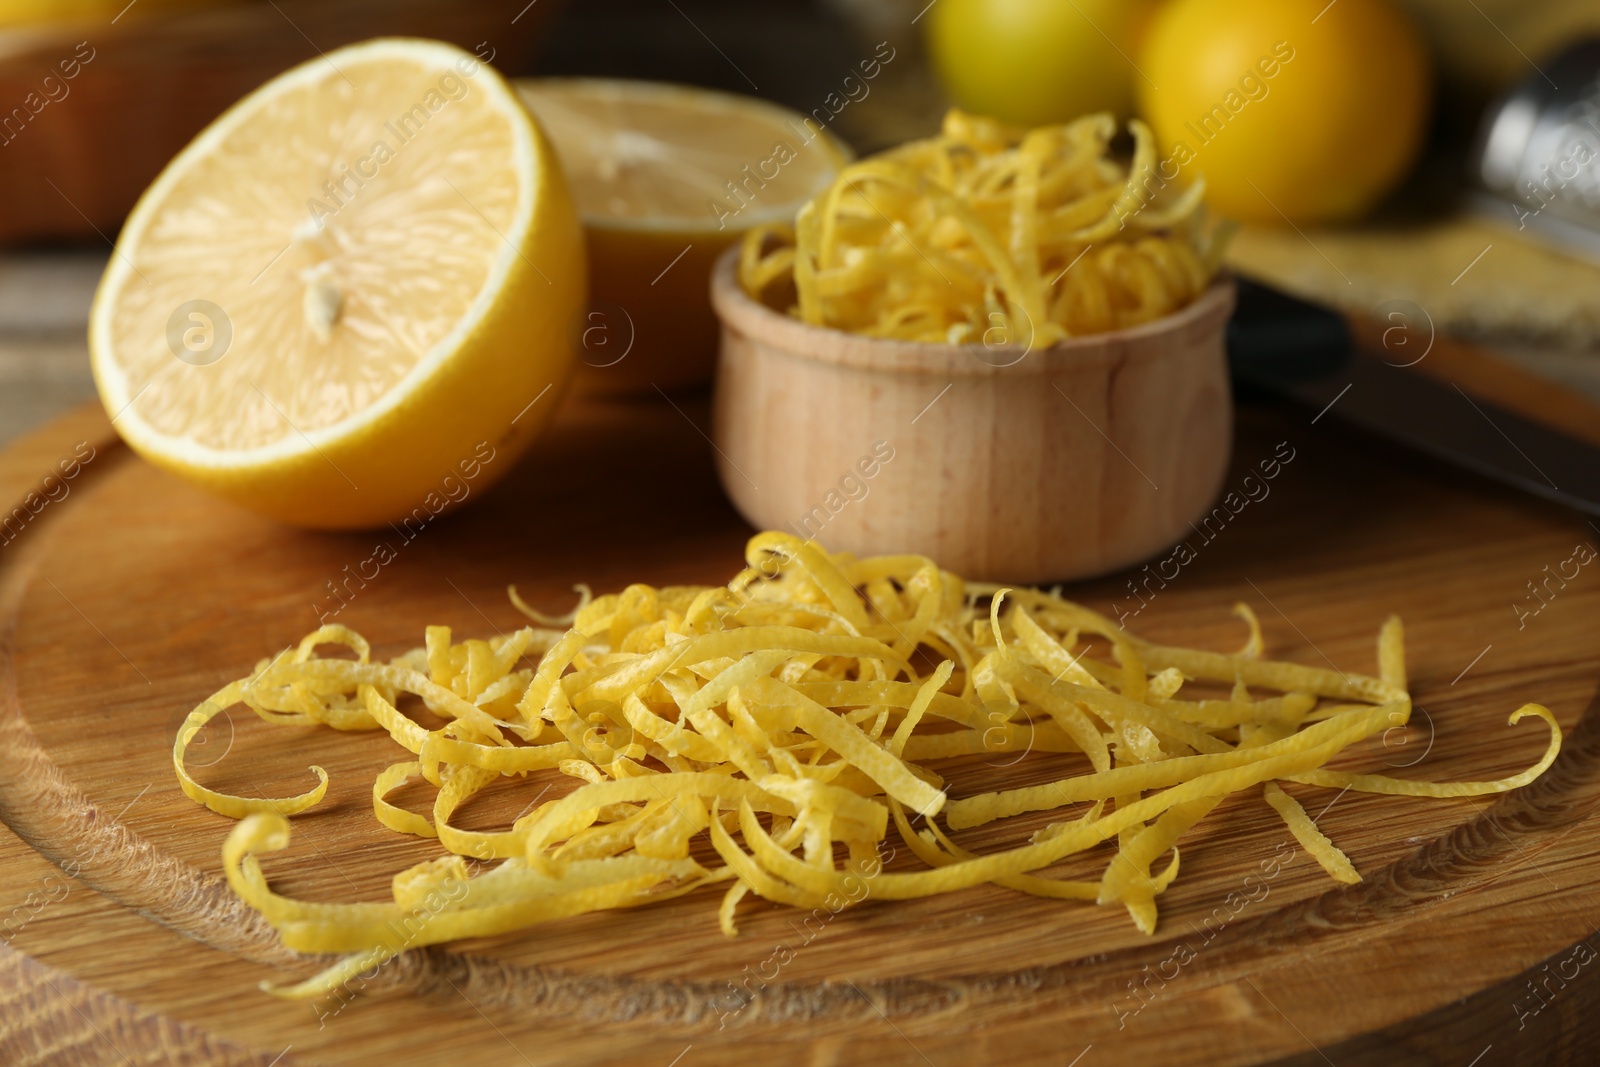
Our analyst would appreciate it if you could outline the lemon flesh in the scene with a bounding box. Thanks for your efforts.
[522,77,845,227]
[91,38,585,528]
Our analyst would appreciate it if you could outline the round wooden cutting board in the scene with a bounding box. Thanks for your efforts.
[2,393,1599,1066]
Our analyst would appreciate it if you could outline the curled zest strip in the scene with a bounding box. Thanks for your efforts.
[174,682,327,818]
[1286,704,1561,796]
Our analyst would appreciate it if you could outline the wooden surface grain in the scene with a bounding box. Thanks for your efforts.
[1,382,1599,1064]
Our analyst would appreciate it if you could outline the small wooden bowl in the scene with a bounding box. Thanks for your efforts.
[709,248,1238,584]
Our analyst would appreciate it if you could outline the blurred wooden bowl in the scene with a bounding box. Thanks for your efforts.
[709,248,1237,584]
[0,0,563,244]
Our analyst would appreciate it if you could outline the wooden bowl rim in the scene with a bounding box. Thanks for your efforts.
[710,244,1237,377]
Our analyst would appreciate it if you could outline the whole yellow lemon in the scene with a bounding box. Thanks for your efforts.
[926,0,1158,126]
[1138,0,1431,224]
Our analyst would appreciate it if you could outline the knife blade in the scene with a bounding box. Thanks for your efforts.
[1226,278,1600,519]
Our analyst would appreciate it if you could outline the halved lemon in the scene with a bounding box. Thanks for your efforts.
[517,78,849,393]
[90,38,585,528]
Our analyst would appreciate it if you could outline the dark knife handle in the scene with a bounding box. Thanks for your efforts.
[1226,278,1351,385]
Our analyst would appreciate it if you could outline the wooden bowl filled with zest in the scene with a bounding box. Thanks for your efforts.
[710,249,1237,584]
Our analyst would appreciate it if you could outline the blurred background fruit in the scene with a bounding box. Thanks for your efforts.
[0,0,238,24]
[519,78,849,394]
[924,0,1158,126]
[1138,0,1432,225]
[0,0,561,244]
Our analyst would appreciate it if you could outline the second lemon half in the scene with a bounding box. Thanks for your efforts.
[518,78,850,393]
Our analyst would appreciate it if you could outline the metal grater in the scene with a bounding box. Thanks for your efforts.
[1474,38,1600,262]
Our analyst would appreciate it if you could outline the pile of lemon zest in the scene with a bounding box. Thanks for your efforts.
[176,535,1562,1002]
